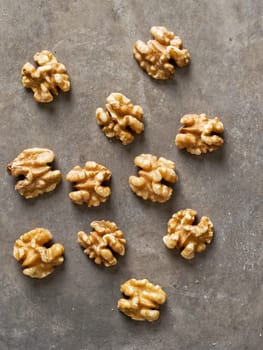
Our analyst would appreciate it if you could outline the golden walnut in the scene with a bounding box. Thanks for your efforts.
[133,26,190,79]
[175,114,224,155]
[96,93,144,145]
[7,148,62,199]
[163,209,214,259]
[66,162,111,207]
[21,50,70,103]
[129,154,178,203]
[117,278,166,321]
[78,220,126,267]
[13,228,64,278]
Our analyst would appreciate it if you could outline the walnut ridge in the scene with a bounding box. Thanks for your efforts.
[13,228,64,278]
[66,162,111,207]
[129,154,178,203]
[175,114,224,155]
[117,278,166,321]
[163,209,213,259]
[7,148,62,199]
[96,93,144,145]
[133,26,190,79]
[21,50,70,103]
[78,220,126,267]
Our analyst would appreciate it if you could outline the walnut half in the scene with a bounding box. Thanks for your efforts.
[117,278,166,321]
[96,93,144,145]
[21,50,70,103]
[13,228,64,278]
[129,154,178,203]
[133,26,190,80]
[66,162,111,207]
[175,114,224,155]
[7,148,62,199]
[163,209,214,259]
[78,220,126,267]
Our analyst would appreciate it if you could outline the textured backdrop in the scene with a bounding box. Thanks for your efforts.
[0,1,262,349]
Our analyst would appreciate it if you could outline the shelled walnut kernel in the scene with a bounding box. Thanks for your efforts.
[13,228,64,278]
[21,50,70,103]
[129,154,178,203]
[117,278,166,321]
[96,93,144,145]
[163,209,213,259]
[66,162,111,207]
[133,26,190,79]
[78,220,126,267]
[175,114,224,155]
[7,148,61,199]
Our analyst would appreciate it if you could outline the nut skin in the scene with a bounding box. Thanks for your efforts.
[96,93,144,145]
[7,148,61,199]
[66,161,111,207]
[117,278,166,321]
[163,209,214,259]
[133,26,190,80]
[13,228,64,278]
[77,220,126,267]
[175,113,224,155]
[129,154,178,203]
[21,50,70,103]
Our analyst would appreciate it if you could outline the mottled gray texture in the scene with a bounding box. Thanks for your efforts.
[0,0,262,349]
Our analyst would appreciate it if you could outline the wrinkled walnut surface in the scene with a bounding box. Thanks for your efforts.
[133,26,190,79]
[163,209,213,259]
[117,278,166,321]
[13,228,64,278]
[66,162,111,207]
[175,114,224,155]
[96,93,144,145]
[129,154,178,203]
[7,148,61,199]
[78,220,126,267]
[21,50,70,103]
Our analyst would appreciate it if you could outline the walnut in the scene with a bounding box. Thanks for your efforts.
[7,148,62,199]
[21,50,70,103]
[163,209,214,259]
[129,154,178,203]
[66,162,111,207]
[78,220,126,267]
[96,93,144,145]
[133,26,190,80]
[13,228,64,278]
[117,278,166,321]
[175,114,224,155]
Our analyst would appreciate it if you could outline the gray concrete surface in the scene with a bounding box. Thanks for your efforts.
[0,1,262,349]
